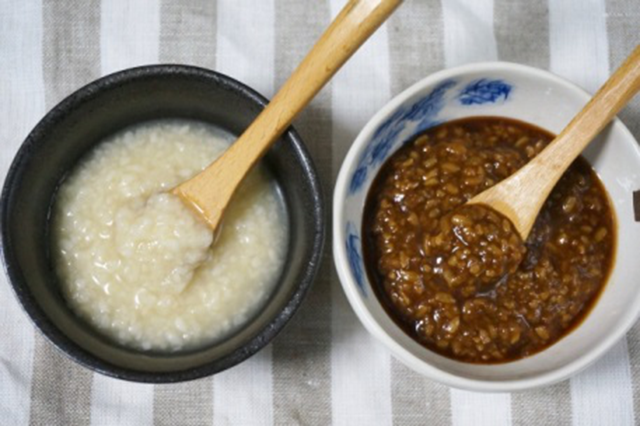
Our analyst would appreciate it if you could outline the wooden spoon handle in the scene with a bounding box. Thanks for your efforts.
[535,44,640,181]
[174,0,402,228]
[472,44,640,239]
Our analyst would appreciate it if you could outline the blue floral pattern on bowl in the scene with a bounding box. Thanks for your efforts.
[348,79,457,195]
[343,77,513,299]
[458,79,511,105]
[345,221,366,296]
[348,78,513,196]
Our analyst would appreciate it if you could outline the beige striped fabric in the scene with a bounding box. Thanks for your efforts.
[1,0,639,425]
[272,2,333,424]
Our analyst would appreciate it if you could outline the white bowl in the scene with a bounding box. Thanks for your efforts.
[333,62,640,392]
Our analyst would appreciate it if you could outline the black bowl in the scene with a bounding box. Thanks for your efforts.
[0,65,324,382]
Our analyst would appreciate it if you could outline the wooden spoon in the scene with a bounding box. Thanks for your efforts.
[173,0,402,230]
[469,44,640,240]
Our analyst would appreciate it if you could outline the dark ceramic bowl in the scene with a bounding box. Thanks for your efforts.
[0,65,324,382]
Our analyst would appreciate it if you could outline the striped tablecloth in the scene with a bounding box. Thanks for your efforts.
[2,0,639,425]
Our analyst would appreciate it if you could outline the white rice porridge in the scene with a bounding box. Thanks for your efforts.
[52,120,288,352]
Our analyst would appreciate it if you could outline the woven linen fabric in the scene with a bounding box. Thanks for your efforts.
[1,0,639,425]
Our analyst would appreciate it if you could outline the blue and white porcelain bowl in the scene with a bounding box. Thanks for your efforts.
[333,62,640,392]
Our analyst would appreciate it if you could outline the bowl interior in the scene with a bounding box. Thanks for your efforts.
[1,66,323,382]
[335,63,640,389]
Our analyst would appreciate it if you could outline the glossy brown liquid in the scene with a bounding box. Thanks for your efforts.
[363,117,615,363]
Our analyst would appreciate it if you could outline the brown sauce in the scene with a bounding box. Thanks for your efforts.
[363,117,616,363]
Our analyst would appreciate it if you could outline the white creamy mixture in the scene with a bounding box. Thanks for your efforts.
[52,120,288,351]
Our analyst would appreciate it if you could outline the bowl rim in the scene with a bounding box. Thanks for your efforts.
[333,60,640,392]
[0,64,325,383]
